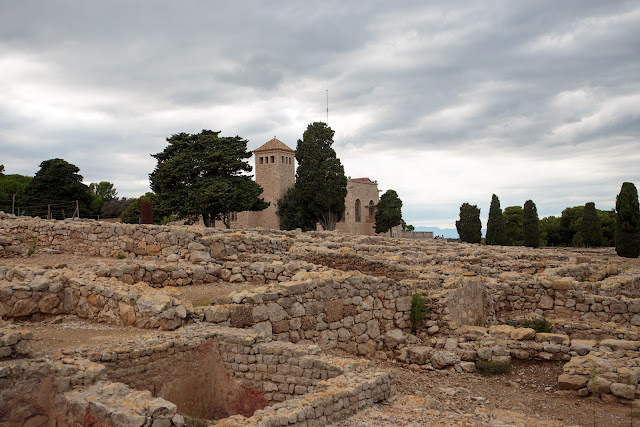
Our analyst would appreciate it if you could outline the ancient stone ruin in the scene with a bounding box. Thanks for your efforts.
[1,212,639,425]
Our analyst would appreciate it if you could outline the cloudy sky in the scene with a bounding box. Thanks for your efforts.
[1,1,639,228]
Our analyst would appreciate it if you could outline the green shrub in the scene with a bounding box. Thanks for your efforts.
[476,359,512,376]
[410,291,428,330]
[521,316,552,333]
[27,247,35,256]
[116,252,125,259]
[192,298,211,307]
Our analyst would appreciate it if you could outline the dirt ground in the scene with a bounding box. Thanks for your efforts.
[329,355,636,426]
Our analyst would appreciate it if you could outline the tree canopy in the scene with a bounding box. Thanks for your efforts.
[455,203,481,243]
[292,122,347,231]
[523,200,540,248]
[581,202,602,247]
[486,194,506,245]
[19,159,92,218]
[149,130,268,228]
[615,182,640,258]
[504,206,524,246]
[89,181,117,201]
[276,187,316,231]
[375,189,403,236]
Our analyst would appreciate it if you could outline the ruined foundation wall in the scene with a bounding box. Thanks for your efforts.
[0,268,190,330]
[0,214,294,262]
[202,270,413,356]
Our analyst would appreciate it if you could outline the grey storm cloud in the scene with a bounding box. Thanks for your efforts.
[1,0,639,227]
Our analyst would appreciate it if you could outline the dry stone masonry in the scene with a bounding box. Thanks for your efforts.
[1,211,640,426]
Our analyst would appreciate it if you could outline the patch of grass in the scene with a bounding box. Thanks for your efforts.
[410,291,428,331]
[18,237,24,243]
[116,252,125,259]
[630,411,640,419]
[603,257,609,261]
[475,315,484,327]
[26,236,37,256]
[475,359,512,376]
[192,298,211,307]
[521,316,552,333]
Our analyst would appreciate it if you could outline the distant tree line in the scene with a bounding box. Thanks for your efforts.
[456,182,640,258]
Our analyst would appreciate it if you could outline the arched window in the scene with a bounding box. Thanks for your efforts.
[367,200,375,223]
[355,199,361,222]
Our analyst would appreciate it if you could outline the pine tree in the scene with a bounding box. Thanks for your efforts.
[455,203,481,243]
[615,182,640,258]
[486,194,506,245]
[150,130,268,227]
[581,202,602,247]
[523,200,540,248]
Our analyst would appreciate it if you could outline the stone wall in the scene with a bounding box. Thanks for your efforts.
[0,213,294,261]
[95,259,321,287]
[0,268,191,330]
[493,275,640,328]
[200,270,413,357]
[73,323,396,425]
[0,329,32,360]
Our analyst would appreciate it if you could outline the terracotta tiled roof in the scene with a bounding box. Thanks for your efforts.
[253,137,295,153]
[351,177,372,183]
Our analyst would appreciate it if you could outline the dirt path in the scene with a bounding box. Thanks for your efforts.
[330,356,635,427]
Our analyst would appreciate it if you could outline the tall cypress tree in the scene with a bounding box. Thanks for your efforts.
[581,202,602,247]
[294,122,348,231]
[455,203,481,243]
[486,194,506,245]
[523,200,540,248]
[615,182,640,258]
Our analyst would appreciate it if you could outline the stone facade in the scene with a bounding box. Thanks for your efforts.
[335,178,379,236]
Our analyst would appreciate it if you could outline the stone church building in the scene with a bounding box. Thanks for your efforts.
[217,137,380,235]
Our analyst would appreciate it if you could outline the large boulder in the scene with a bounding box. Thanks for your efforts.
[430,350,460,369]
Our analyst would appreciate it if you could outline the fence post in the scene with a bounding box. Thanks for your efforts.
[47,205,51,220]
[12,194,15,215]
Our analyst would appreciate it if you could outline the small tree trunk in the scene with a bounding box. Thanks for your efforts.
[202,213,212,227]
[223,212,231,229]
[320,210,337,231]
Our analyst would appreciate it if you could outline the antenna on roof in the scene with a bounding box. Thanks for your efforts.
[326,90,329,125]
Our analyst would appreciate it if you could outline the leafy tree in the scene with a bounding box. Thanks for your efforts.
[523,200,539,248]
[540,216,562,246]
[150,130,268,228]
[120,193,157,224]
[101,197,133,218]
[293,122,347,231]
[0,165,4,176]
[504,206,524,246]
[0,174,32,196]
[375,190,403,236]
[455,203,481,243]
[581,202,602,247]
[598,209,616,247]
[89,181,117,201]
[19,159,92,218]
[486,194,506,245]
[615,182,640,258]
[276,187,316,231]
[559,206,584,246]
[401,219,415,231]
